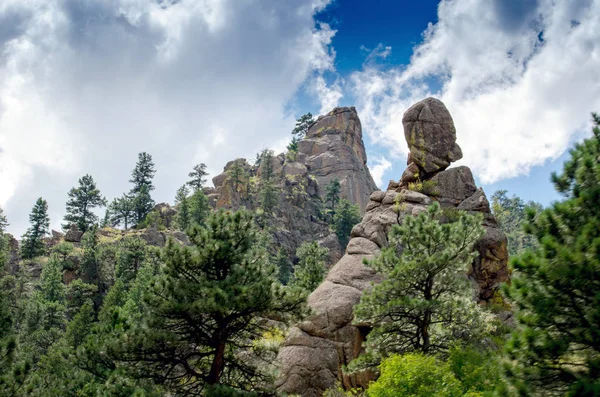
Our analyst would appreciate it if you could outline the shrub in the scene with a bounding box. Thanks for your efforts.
[367,354,462,397]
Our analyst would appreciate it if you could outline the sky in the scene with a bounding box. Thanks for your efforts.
[1,0,599,236]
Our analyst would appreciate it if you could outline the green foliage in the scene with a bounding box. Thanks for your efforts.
[62,174,107,232]
[174,184,191,231]
[0,205,8,234]
[115,237,147,287]
[189,189,211,228]
[291,241,328,292]
[333,199,361,247]
[367,354,462,397]
[325,178,341,218]
[292,112,314,139]
[129,152,156,225]
[187,163,209,192]
[115,209,307,394]
[65,280,97,319]
[21,198,50,259]
[227,159,249,197]
[139,209,165,230]
[110,194,136,230]
[274,248,292,285]
[351,203,490,371]
[132,185,155,226]
[80,225,100,284]
[491,190,542,256]
[258,150,279,215]
[502,113,600,396]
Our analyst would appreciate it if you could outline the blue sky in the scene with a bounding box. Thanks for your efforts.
[1,0,599,234]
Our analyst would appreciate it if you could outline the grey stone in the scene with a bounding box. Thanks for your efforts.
[403,97,463,175]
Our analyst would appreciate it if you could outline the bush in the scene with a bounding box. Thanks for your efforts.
[367,354,462,397]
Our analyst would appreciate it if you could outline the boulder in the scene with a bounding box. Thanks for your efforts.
[402,97,462,176]
[277,98,509,396]
[64,225,84,243]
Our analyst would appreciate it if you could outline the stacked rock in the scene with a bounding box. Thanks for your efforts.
[276,98,509,397]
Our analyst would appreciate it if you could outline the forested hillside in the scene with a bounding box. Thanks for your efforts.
[1,102,599,397]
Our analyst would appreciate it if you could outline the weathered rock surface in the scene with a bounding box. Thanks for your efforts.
[402,97,462,177]
[276,99,509,396]
[64,224,84,243]
[208,107,378,265]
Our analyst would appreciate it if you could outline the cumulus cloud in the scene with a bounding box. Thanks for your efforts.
[367,156,392,188]
[351,0,600,184]
[0,0,335,234]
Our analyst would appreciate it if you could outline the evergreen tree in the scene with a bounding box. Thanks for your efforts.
[350,203,489,371]
[174,185,191,231]
[333,199,361,247]
[109,194,135,230]
[187,163,209,192]
[502,113,600,396]
[258,150,279,215]
[491,190,542,256]
[116,210,306,395]
[0,206,8,271]
[21,198,50,259]
[189,190,210,228]
[115,237,147,287]
[292,112,314,139]
[100,208,110,228]
[226,159,248,195]
[291,241,328,292]
[325,178,341,218]
[80,226,100,285]
[63,174,107,233]
[129,152,156,225]
[274,248,292,285]
[129,152,156,194]
[132,185,154,226]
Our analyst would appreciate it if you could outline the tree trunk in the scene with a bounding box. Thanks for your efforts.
[207,341,226,385]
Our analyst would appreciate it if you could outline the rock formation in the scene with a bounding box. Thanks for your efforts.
[276,98,509,397]
[209,107,378,264]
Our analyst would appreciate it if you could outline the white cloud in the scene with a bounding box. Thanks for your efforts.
[351,0,600,184]
[312,75,343,115]
[368,156,392,188]
[0,0,335,235]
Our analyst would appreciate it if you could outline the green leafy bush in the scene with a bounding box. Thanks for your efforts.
[367,354,462,397]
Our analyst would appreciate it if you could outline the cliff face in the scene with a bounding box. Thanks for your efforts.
[276,98,509,397]
[208,107,379,263]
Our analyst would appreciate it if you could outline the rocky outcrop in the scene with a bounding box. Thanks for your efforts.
[209,107,378,264]
[402,97,463,182]
[276,98,509,396]
[64,225,84,243]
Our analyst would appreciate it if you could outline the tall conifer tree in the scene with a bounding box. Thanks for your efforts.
[63,174,106,232]
[21,198,50,259]
[503,113,600,396]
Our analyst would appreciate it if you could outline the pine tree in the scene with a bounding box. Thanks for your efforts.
[116,210,306,395]
[292,112,314,139]
[63,174,106,233]
[291,241,328,292]
[21,198,50,259]
[258,150,279,215]
[502,113,600,396]
[0,206,8,271]
[129,152,156,194]
[132,185,154,226]
[274,248,292,285]
[129,152,156,225]
[226,160,248,195]
[491,190,542,256]
[109,194,135,230]
[80,226,100,285]
[333,199,361,247]
[174,185,191,231]
[350,203,488,371]
[189,190,210,228]
[115,237,147,287]
[187,163,208,192]
[100,208,110,228]
[325,178,341,218]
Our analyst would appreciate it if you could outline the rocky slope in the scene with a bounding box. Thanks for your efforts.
[207,107,378,263]
[276,98,509,397]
